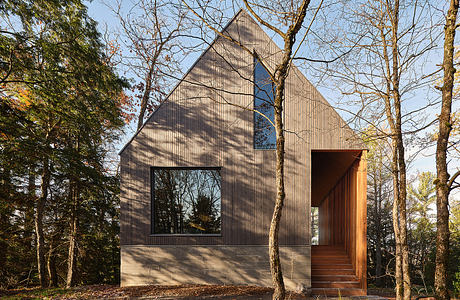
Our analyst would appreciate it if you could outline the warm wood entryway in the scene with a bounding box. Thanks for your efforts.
[311,151,367,296]
[311,245,364,296]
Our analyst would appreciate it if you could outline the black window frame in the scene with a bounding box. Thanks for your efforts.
[150,166,222,236]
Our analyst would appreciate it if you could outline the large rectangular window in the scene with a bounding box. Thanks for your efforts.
[151,167,221,234]
[254,57,276,149]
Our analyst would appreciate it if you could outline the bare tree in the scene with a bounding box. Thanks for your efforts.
[111,0,189,130]
[434,1,459,299]
[306,1,443,299]
[365,128,393,287]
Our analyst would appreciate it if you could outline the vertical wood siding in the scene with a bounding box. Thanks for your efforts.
[119,10,365,246]
[318,153,367,291]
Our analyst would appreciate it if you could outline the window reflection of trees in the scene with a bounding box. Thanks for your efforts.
[152,168,221,234]
[254,58,276,149]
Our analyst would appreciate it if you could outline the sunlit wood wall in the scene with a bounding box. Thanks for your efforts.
[318,151,367,290]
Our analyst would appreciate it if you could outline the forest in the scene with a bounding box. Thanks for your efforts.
[0,0,459,300]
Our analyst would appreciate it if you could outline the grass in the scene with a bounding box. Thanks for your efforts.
[0,284,278,299]
[0,287,69,300]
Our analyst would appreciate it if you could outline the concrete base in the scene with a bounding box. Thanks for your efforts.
[121,245,311,291]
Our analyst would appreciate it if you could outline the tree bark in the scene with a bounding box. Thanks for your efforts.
[391,140,403,300]
[396,117,411,300]
[47,235,58,287]
[270,101,286,300]
[136,37,170,131]
[435,1,459,299]
[388,1,410,298]
[266,2,310,299]
[0,206,8,277]
[26,170,36,248]
[66,179,80,288]
[136,64,155,131]
[374,174,383,286]
[36,157,50,288]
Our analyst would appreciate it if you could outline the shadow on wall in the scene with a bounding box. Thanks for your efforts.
[120,11,307,248]
[116,10,365,289]
[121,245,311,289]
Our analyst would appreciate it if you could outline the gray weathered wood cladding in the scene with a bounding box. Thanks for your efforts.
[119,10,365,246]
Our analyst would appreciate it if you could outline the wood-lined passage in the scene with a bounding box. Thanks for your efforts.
[313,151,367,294]
[311,245,364,296]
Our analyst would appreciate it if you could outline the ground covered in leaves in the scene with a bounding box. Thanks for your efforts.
[2,284,445,299]
[0,284,308,299]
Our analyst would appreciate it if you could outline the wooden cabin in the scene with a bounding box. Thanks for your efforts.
[119,9,367,296]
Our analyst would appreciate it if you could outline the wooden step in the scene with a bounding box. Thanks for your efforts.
[312,245,345,249]
[311,251,348,256]
[311,252,349,257]
[311,253,349,259]
[312,256,349,260]
[312,281,361,288]
[311,263,353,269]
[311,246,365,296]
[311,268,355,275]
[312,258,351,264]
[311,246,347,252]
[311,288,366,296]
[311,274,358,282]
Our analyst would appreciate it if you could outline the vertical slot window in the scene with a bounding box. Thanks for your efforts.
[254,57,276,149]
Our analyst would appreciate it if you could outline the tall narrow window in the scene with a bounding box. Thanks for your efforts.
[151,167,221,234]
[254,57,276,149]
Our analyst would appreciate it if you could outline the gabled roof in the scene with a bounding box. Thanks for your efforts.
[118,9,245,155]
[119,9,364,155]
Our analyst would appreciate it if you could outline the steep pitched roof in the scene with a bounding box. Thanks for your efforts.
[119,9,364,155]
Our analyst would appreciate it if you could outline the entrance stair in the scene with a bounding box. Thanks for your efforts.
[311,245,366,296]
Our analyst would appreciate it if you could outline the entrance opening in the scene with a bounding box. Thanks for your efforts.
[310,150,367,295]
[311,207,319,245]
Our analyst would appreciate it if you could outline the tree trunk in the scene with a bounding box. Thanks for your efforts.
[66,180,79,288]
[394,95,410,300]
[36,158,50,288]
[267,5,310,298]
[0,209,8,277]
[269,91,286,300]
[396,137,410,300]
[26,170,36,247]
[391,141,403,300]
[137,64,155,131]
[435,1,458,299]
[375,175,383,286]
[234,2,310,298]
[47,235,58,287]
[388,1,410,298]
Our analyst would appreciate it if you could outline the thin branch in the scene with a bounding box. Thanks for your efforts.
[181,1,254,56]
[448,169,460,189]
[242,0,286,38]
